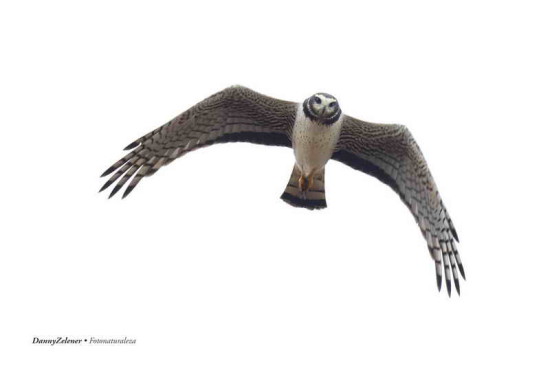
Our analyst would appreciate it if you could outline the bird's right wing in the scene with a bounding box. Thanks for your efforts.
[332,115,464,296]
[100,86,297,198]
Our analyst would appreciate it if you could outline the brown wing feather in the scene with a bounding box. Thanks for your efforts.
[332,115,464,296]
[100,86,297,198]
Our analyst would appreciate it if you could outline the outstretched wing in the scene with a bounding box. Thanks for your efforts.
[100,86,297,198]
[332,115,464,296]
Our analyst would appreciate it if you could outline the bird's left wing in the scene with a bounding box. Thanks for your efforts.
[332,115,464,296]
[100,86,297,198]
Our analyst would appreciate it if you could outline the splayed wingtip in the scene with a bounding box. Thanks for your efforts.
[124,141,139,150]
[99,180,111,193]
[100,166,116,177]
[454,279,461,296]
[458,263,466,280]
[108,185,123,198]
[122,185,136,199]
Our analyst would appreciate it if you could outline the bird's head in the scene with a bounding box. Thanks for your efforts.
[303,93,342,125]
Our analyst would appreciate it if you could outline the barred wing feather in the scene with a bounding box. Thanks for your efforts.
[100,86,296,198]
[332,116,464,296]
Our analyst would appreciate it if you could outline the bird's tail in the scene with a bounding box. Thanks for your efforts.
[280,165,327,210]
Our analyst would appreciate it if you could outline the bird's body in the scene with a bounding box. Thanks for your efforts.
[100,85,464,296]
[280,92,343,207]
[292,103,343,179]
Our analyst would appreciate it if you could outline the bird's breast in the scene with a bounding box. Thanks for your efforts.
[292,108,343,176]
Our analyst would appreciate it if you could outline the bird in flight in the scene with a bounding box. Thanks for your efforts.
[100,85,464,296]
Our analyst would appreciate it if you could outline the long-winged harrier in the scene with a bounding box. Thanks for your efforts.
[100,86,464,296]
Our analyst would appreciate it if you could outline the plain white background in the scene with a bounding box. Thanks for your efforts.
[1,0,549,365]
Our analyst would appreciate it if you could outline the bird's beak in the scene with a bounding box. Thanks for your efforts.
[319,106,326,117]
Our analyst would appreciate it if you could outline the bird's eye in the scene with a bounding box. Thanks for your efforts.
[314,96,322,104]
[329,102,336,108]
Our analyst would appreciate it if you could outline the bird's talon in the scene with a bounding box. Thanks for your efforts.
[298,175,308,192]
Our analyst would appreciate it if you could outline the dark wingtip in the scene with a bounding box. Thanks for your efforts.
[99,180,113,193]
[436,274,442,291]
[122,184,136,199]
[458,263,466,280]
[124,141,139,150]
[451,227,460,242]
[108,184,123,199]
[446,280,452,297]
[454,279,461,296]
[100,166,116,177]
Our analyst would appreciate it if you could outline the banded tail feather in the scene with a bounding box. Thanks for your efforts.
[280,165,327,210]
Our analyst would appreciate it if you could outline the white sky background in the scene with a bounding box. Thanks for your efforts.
[1,0,549,365]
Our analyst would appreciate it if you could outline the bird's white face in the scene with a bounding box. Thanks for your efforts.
[303,92,342,125]
[311,93,338,117]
